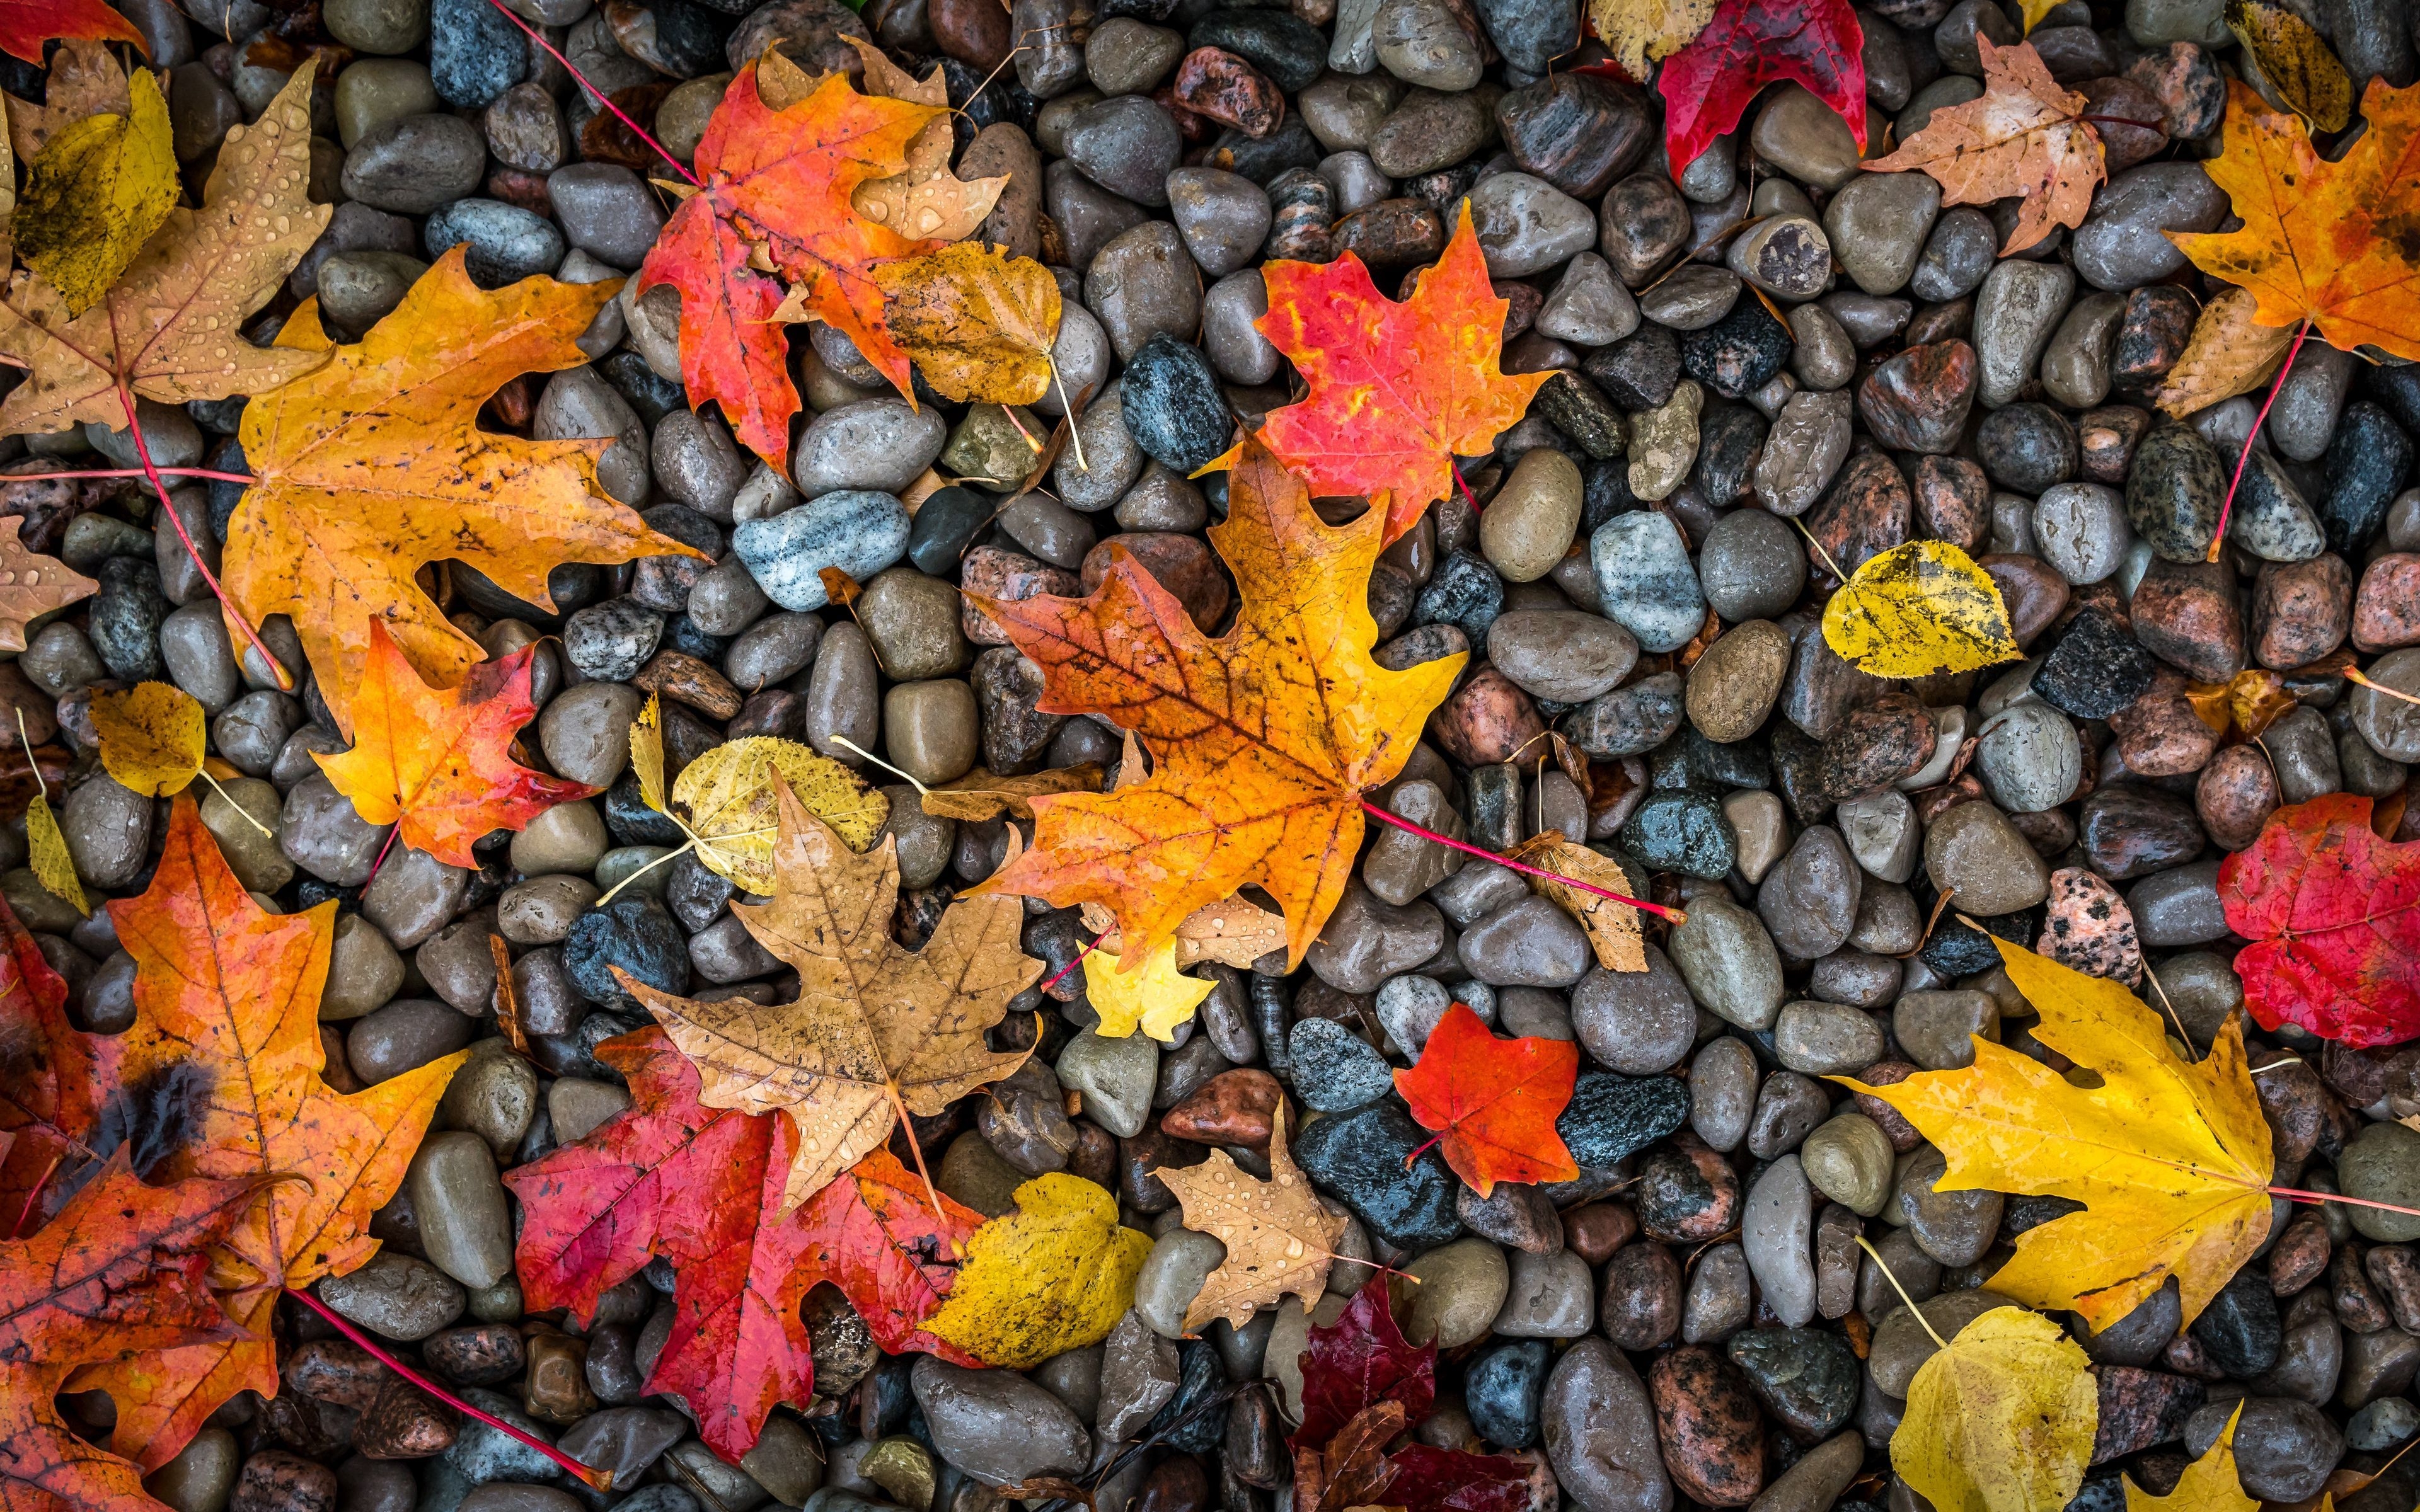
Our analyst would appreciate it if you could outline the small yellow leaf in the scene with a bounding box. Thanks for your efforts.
[1084,940,1216,1042]
[2126,1402,2257,1512]
[1585,0,1717,79]
[2227,0,2351,131]
[921,762,1103,821]
[2017,0,2065,30]
[923,1172,1151,1368]
[671,736,890,892]
[629,692,669,814]
[872,243,1064,407]
[13,66,178,318]
[1893,1306,2096,1512]
[2155,288,2298,419]
[91,682,205,797]
[1821,539,2020,679]
[26,798,87,916]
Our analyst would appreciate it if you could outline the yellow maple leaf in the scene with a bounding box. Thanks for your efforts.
[2126,1403,2257,1512]
[924,1172,1151,1367]
[1840,938,2274,1330]
[1083,940,1216,1042]
[1894,1305,2097,1512]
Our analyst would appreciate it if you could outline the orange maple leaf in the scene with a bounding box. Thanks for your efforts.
[1392,1002,1579,1198]
[1242,203,1549,542]
[0,1157,263,1512]
[224,249,701,739]
[0,894,114,1238]
[2169,77,2420,362]
[316,618,599,869]
[638,60,943,467]
[64,797,468,1472]
[965,437,1465,971]
[1860,37,2104,255]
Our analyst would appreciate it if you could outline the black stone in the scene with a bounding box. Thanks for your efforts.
[1582,326,1681,410]
[1533,372,1627,459]
[1975,403,2079,494]
[1917,901,2039,976]
[1213,117,1323,185]
[1412,549,1503,641]
[1567,673,1683,760]
[1693,404,1766,507]
[2031,609,2157,721]
[660,614,726,662]
[1680,300,1792,400]
[1650,726,1770,794]
[600,351,689,427]
[1556,1073,1689,1167]
[563,898,692,1010]
[1294,1102,1465,1249]
[908,486,995,576]
[1581,458,1640,534]
[1466,1339,1550,1450]
[1725,1327,1860,1442]
[1121,334,1234,473]
[1617,791,1737,879]
[89,558,168,682]
[1187,9,1327,89]
[664,849,737,932]
[2321,399,2414,554]
[605,774,689,848]
[2186,1266,2281,1378]
[1143,1339,1231,1453]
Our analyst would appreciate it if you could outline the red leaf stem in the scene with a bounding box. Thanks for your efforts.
[1357,798,1685,921]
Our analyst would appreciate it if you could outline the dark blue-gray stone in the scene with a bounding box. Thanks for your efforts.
[430,0,526,107]
[565,898,692,1010]
[1294,1102,1463,1249]
[89,558,168,682]
[601,351,689,426]
[907,486,994,576]
[562,597,666,682]
[2187,1266,2281,1378]
[1724,1327,1860,1441]
[1466,1339,1550,1449]
[1618,791,1737,879]
[424,199,565,287]
[1681,301,1792,399]
[1285,1019,1396,1113]
[1414,549,1504,642]
[1471,0,1578,75]
[2031,608,2156,721]
[1142,1339,1228,1453]
[2322,399,2414,555]
[1120,334,1232,473]
[1556,1073,1689,1167]
[1917,903,2037,976]
[1187,9,1326,89]
[1569,673,1684,760]
[606,774,689,848]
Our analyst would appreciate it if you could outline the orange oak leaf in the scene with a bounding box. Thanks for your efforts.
[2169,77,2420,362]
[1392,1002,1579,1197]
[315,618,599,869]
[225,248,703,739]
[1861,38,2104,255]
[0,1157,263,1512]
[64,796,468,1472]
[0,0,142,67]
[965,437,1465,971]
[1243,203,1549,543]
[507,1028,981,1460]
[637,59,944,469]
[0,893,113,1238]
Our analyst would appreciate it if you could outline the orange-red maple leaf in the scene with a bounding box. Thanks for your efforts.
[1392,1003,1579,1197]
[506,1028,981,1461]
[0,895,112,1239]
[1245,203,1548,543]
[0,1157,263,1512]
[2169,77,2420,362]
[0,0,142,66]
[965,437,1464,971]
[315,618,599,869]
[638,60,943,469]
[66,797,466,1472]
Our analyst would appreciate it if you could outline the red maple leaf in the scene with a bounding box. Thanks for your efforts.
[637,62,942,471]
[0,895,115,1239]
[0,0,144,64]
[1246,203,1548,544]
[1392,1002,1580,1198]
[1293,1274,1436,1451]
[504,1028,981,1460]
[2218,794,2420,1049]
[1389,1446,1536,1512]
[1657,0,1867,174]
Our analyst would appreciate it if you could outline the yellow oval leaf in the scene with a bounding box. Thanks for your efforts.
[26,797,88,916]
[1893,1307,2097,1512]
[1821,539,2019,679]
[923,1172,1152,1368]
[871,243,1063,406]
[1083,939,1215,1042]
[91,681,205,797]
[13,66,177,318]
[671,736,889,892]
[2227,0,2351,132]
[2155,287,2298,419]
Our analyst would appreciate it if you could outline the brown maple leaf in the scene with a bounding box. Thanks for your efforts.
[5,38,128,163]
[0,62,331,435]
[626,780,1039,1211]
[1156,1106,1344,1331]
[1861,37,2104,254]
[0,514,95,653]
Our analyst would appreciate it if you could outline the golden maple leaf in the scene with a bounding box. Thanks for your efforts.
[1083,939,1214,1042]
[872,242,1063,406]
[2169,77,2420,362]
[965,437,1465,971]
[1157,1106,1345,1332]
[0,62,330,435]
[2126,1403,2257,1512]
[225,249,702,737]
[1840,937,2274,1331]
[1862,38,2104,255]
[625,780,1038,1211]
[66,796,468,1470]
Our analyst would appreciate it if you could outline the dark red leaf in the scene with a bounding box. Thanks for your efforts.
[1388,1446,1535,1512]
[0,893,112,1237]
[1292,1274,1434,1451]
[1656,0,1867,173]
[2218,793,2420,1048]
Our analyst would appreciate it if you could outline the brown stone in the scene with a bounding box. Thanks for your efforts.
[2110,285,2199,392]
[1137,1453,1210,1512]
[1172,47,1284,137]
[1563,1201,1637,1265]
[1081,534,1230,632]
[354,1378,461,1459]
[284,1339,390,1409]
[2131,558,2246,683]
[2077,405,2153,484]
[1979,553,2070,647]
[2078,784,2205,878]
[962,546,1079,647]
[1806,448,1912,578]
[1120,1126,1209,1213]
[2075,77,2170,171]
[424,1323,526,1385]
[483,167,553,214]
[1160,1068,1283,1150]
[2339,1242,2397,1332]
[1264,167,1333,263]
[1331,198,1446,268]
[1903,297,1969,346]
[1856,340,1977,455]
[1911,454,1989,551]
[2039,866,2141,985]
[2366,1245,2420,1335]
[1495,280,1543,342]
[2089,1366,2206,1464]
[2252,554,2353,669]
[523,1331,599,1424]
[2106,670,2220,778]
[1821,691,1937,799]
[232,1452,339,1512]
[1635,1133,1739,1243]
[729,688,807,739]
[1848,1062,1925,1151]
[1647,1346,1765,1507]
[634,650,744,720]
[1598,1240,1682,1349]
[2195,744,2278,851]
[2270,1209,2332,1297]
[930,0,1013,69]
[1427,665,1546,767]
[2353,554,2420,652]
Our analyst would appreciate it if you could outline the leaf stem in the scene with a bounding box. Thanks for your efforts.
[1451,463,1480,515]
[113,384,294,692]
[196,768,275,839]
[829,734,928,795]
[2346,667,2420,708]
[1356,798,1685,922]
[1038,928,1105,995]
[2208,317,2312,564]
[360,823,400,888]
[479,0,701,188]
[2267,1184,2420,1222]
[1855,1235,1947,1348]
[7,466,257,484]
[1049,358,1088,473]
[592,836,698,907]
[282,1286,614,1489]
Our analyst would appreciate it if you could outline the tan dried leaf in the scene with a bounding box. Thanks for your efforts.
[921,762,1104,821]
[2155,288,2297,418]
[1586,0,1718,81]
[1861,37,2104,255]
[0,61,331,435]
[0,515,94,652]
[1504,832,1648,972]
[626,781,1040,1210]
[1157,1106,1345,1332]
[6,39,128,164]
[1081,895,1291,970]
